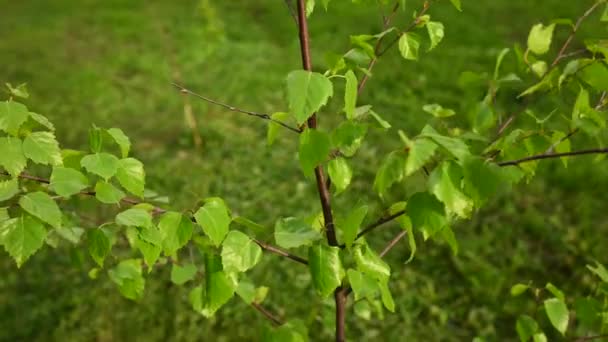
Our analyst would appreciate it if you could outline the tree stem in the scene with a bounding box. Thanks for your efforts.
[295,1,343,340]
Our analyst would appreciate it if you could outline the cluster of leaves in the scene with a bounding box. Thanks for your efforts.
[510,262,608,341]
[2,0,608,340]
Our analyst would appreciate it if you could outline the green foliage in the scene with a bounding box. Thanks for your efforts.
[2,0,608,341]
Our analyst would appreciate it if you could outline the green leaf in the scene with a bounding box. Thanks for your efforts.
[344,70,358,119]
[232,216,268,234]
[263,320,309,341]
[406,192,448,238]
[572,88,605,136]
[89,126,103,153]
[298,128,331,177]
[426,22,445,51]
[516,315,539,342]
[267,112,290,146]
[422,104,455,118]
[347,269,378,301]
[80,153,120,180]
[331,121,367,157]
[135,234,161,269]
[510,283,530,297]
[28,112,54,131]
[587,262,608,282]
[235,278,256,304]
[94,181,125,204]
[0,101,29,136]
[369,110,391,129]
[353,243,390,283]
[50,167,89,197]
[116,208,153,228]
[0,137,26,177]
[602,3,608,22]
[108,259,145,300]
[308,244,344,297]
[428,162,473,218]
[286,70,334,125]
[579,62,608,91]
[5,83,29,99]
[88,228,111,267]
[0,179,19,201]
[274,217,321,249]
[544,298,569,335]
[158,211,193,256]
[327,157,352,194]
[170,263,197,285]
[22,132,62,166]
[116,158,145,197]
[107,128,131,158]
[449,0,462,11]
[337,205,368,248]
[19,192,62,228]
[378,281,395,312]
[373,151,405,196]
[2,215,47,267]
[201,260,236,317]
[462,156,504,205]
[551,131,571,167]
[421,125,470,160]
[398,33,420,60]
[546,283,565,301]
[405,138,438,176]
[527,23,555,55]
[194,198,231,247]
[221,230,262,273]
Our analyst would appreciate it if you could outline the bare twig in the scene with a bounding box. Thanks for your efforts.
[354,209,406,241]
[171,82,301,133]
[253,238,308,265]
[497,147,608,167]
[379,230,407,257]
[251,302,284,326]
[357,1,434,94]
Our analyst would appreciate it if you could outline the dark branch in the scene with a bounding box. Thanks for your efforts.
[253,238,308,265]
[573,334,608,342]
[497,148,608,167]
[251,302,284,326]
[354,209,406,241]
[171,82,301,133]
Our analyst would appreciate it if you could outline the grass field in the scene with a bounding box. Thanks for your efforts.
[1,0,607,340]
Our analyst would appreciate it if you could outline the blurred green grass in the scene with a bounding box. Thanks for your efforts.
[1,0,607,341]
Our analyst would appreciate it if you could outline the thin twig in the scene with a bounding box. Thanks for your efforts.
[357,1,402,94]
[355,209,406,241]
[253,238,308,265]
[544,128,579,154]
[497,147,608,167]
[171,82,301,133]
[379,230,407,257]
[251,302,284,326]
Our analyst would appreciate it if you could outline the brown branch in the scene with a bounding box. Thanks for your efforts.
[379,230,407,257]
[551,0,605,68]
[355,209,406,241]
[295,1,344,341]
[251,302,284,326]
[171,82,301,133]
[497,148,608,167]
[253,238,308,265]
